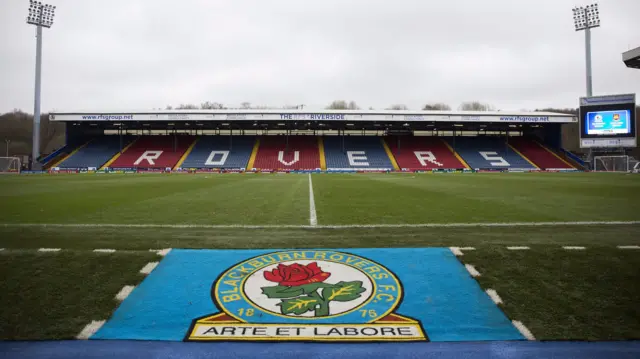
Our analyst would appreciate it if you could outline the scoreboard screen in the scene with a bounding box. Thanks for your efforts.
[579,94,637,148]
[585,110,632,135]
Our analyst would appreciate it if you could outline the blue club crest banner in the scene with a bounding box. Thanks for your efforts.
[92,248,524,342]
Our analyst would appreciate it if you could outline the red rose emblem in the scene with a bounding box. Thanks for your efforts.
[263,262,331,286]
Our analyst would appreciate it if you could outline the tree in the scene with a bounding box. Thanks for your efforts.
[326,100,359,110]
[241,102,252,109]
[458,101,495,111]
[422,103,451,111]
[0,110,64,157]
[165,105,173,110]
[199,102,226,110]
[326,100,348,110]
[175,103,198,110]
[387,104,409,110]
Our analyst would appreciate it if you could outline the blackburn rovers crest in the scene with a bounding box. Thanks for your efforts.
[186,250,427,341]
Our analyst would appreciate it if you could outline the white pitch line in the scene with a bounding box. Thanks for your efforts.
[308,173,317,227]
[0,248,4,251]
[465,264,481,277]
[2,220,639,230]
[485,289,503,305]
[617,245,640,249]
[459,247,475,251]
[76,320,106,340]
[507,246,530,250]
[115,285,135,301]
[563,246,586,250]
[149,248,172,256]
[450,247,463,256]
[512,320,536,340]
[140,262,159,275]
[93,249,116,253]
[38,248,61,252]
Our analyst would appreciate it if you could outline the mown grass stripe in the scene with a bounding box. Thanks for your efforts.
[3,220,639,230]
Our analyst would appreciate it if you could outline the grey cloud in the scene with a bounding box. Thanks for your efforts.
[0,0,639,113]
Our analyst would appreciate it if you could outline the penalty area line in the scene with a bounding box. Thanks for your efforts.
[3,220,639,230]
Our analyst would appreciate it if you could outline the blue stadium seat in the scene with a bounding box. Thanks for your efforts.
[445,137,535,170]
[180,136,255,169]
[58,136,133,169]
[323,136,393,170]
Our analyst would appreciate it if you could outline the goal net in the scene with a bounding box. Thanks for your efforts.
[0,157,21,173]
[593,155,629,172]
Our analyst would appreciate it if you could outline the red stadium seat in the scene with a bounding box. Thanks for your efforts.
[252,136,320,170]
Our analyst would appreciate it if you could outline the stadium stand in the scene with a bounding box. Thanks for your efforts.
[252,136,320,170]
[508,137,575,170]
[57,136,134,169]
[323,136,394,170]
[108,135,194,169]
[385,136,467,170]
[180,136,255,169]
[446,136,537,170]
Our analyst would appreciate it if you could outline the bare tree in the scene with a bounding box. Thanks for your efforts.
[176,103,198,110]
[458,101,495,111]
[241,102,252,109]
[348,101,359,110]
[422,103,451,111]
[326,100,349,110]
[165,105,173,110]
[387,104,409,110]
[200,102,227,110]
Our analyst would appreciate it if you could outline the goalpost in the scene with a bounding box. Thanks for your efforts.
[593,155,631,172]
[0,157,21,174]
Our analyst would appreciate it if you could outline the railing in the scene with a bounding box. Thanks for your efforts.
[559,148,585,167]
[40,145,68,164]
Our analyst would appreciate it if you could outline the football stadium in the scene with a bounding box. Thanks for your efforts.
[1,1,640,359]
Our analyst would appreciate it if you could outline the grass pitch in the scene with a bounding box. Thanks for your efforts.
[0,172,639,340]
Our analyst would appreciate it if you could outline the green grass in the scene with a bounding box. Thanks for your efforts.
[0,251,157,340]
[0,172,639,341]
[1,173,639,226]
[463,247,640,340]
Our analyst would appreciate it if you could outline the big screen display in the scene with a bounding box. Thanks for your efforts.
[585,110,632,135]
[579,94,636,148]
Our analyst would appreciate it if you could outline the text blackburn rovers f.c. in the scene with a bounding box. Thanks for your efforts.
[186,250,427,342]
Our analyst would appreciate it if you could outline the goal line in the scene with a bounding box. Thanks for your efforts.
[1,221,639,230]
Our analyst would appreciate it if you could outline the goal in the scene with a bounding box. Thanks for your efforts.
[0,157,21,173]
[593,155,631,172]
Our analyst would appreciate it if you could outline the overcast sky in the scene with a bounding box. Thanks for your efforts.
[1,0,639,113]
